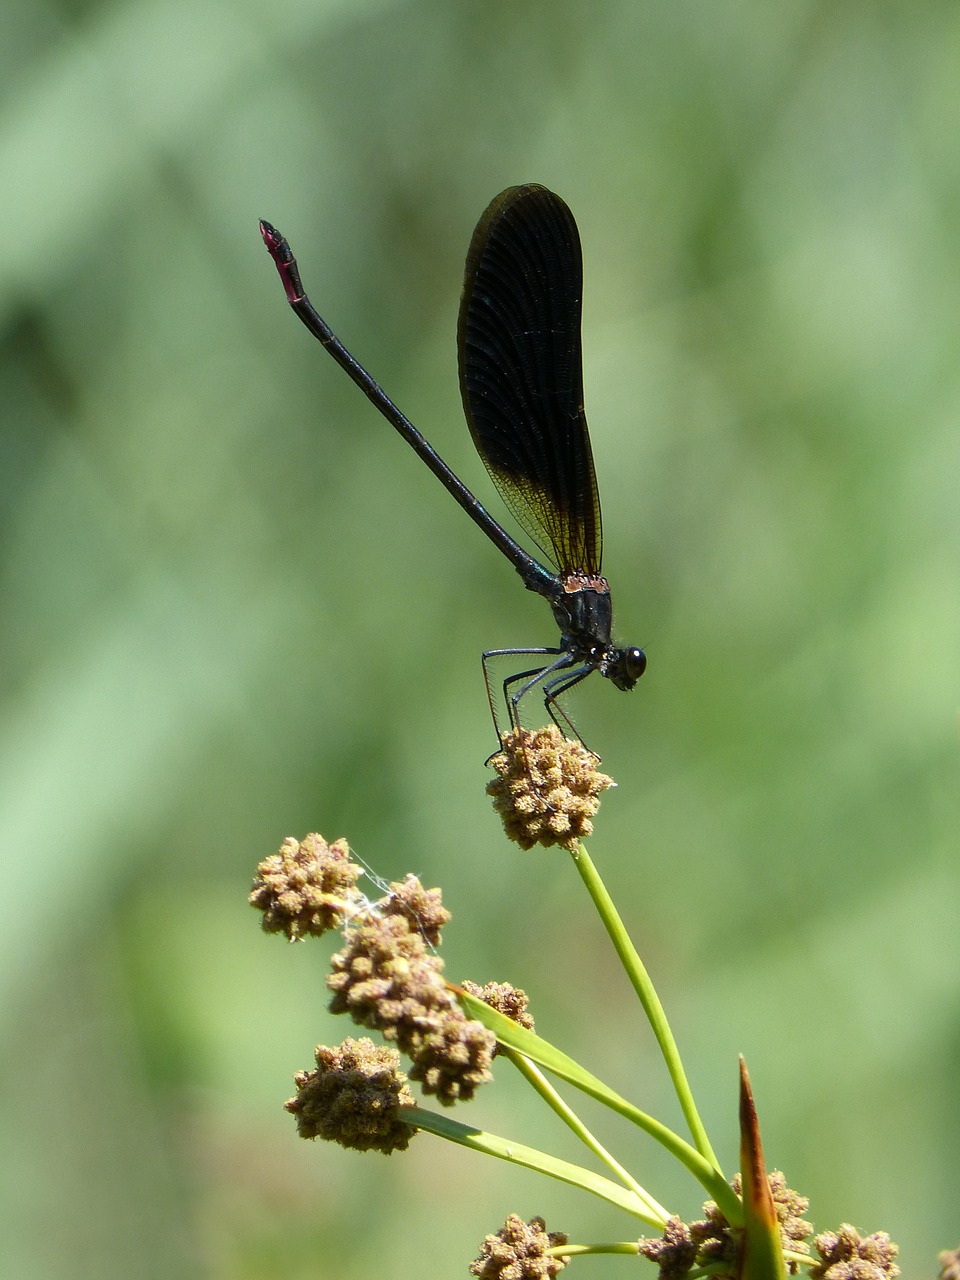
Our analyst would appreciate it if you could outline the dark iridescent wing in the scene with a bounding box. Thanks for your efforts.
[457,184,602,576]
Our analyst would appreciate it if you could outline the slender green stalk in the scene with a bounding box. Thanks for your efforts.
[548,1243,642,1258]
[571,843,719,1169]
[401,1107,664,1227]
[784,1252,815,1272]
[456,987,741,1223]
[503,1047,671,1227]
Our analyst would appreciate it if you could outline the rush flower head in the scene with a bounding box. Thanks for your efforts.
[249,833,362,940]
[327,895,495,1104]
[461,979,535,1056]
[381,873,451,947]
[637,1217,698,1280]
[766,1171,813,1269]
[469,1214,569,1279]
[407,1012,495,1104]
[486,726,614,851]
[810,1225,900,1280]
[284,1037,416,1153]
[647,1172,812,1280]
[327,909,453,1053]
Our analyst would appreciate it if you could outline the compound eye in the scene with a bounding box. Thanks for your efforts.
[625,647,647,682]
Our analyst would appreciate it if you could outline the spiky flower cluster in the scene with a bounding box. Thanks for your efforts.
[639,1172,813,1280]
[469,1214,569,1279]
[251,835,501,1137]
[383,873,451,946]
[327,881,495,1104]
[461,980,535,1057]
[328,911,445,1041]
[767,1172,814,1270]
[686,1204,739,1280]
[637,1217,699,1280]
[809,1225,900,1280]
[406,1016,498,1101]
[249,833,362,939]
[284,1037,415,1153]
[486,726,614,850]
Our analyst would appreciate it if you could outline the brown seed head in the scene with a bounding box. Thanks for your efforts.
[638,1217,698,1280]
[382,874,451,946]
[327,887,495,1104]
[810,1225,900,1280]
[767,1170,812,1269]
[461,979,535,1056]
[407,1010,495,1104]
[284,1036,416,1153]
[689,1171,812,1280]
[327,910,455,1054]
[486,726,614,850]
[250,833,362,940]
[470,1214,569,1279]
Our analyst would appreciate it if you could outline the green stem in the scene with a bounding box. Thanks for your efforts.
[783,1251,816,1271]
[455,984,741,1223]
[549,1243,641,1258]
[504,1047,671,1227]
[400,1106,664,1227]
[571,843,719,1169]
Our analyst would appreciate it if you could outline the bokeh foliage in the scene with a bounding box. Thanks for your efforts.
[1,1,958,1276]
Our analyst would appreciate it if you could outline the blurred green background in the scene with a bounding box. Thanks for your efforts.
[2,1,958,1276]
